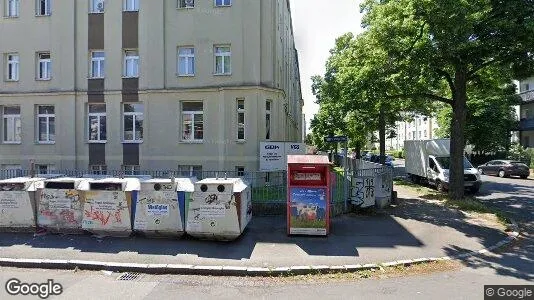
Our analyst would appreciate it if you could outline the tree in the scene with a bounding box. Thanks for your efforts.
[360,0,534,199]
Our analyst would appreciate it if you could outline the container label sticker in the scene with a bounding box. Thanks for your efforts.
[199,205,226,218]
[187,220,201,232]
[0,193,19,209]
[146,204,170,216]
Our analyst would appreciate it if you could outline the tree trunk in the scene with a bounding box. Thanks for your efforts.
[449,71,468,200]
[379,105,386,164]
[355,143,362,159]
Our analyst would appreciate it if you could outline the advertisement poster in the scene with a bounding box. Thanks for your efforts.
[289,187,328,235]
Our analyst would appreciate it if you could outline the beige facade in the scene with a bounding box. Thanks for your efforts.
[519,76,534,148]
[0,0,303,173]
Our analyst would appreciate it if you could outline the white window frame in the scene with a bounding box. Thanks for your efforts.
[123,0,139,12]
[214,0,231,7]
[122,103,143,142]
[35,164,55,175]
[181,102,204,142]
[6,0,19,17]
[236,98,245,141]
[36,105,55,143]
[6,53,19,81]
[90,51,105,78]
[35,0,51,16]
[214,45,231,75]
[90,164,107,175]
[123,49,139,78]
[235,166,245,177]
[178,165,202,178]
[178,0,194,8]
[265,100,272,140]
[37,52,51,80]
[2,106,21,144]
[122,165,140,175]
[177,47,195,76]
[88,104,107,143]
[89,0,105,13]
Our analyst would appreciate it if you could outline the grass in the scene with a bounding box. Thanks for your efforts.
[290,216,327,228]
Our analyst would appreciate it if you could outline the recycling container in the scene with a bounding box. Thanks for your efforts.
[37,177,90,234]
[82,177,140,237]
[0,177,45,232]
[186,177,252,241]
[133,177,196,237]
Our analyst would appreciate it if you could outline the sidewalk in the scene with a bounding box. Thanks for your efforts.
[0,188,513,274]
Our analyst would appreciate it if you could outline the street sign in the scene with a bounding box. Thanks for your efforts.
[324,136,348,143]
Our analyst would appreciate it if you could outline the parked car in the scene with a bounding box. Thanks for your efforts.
[477,160,530,179]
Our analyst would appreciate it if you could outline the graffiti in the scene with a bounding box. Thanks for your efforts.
[84,206,122,226]
[40,209,54,218]
[351,177,375,208]
[59,210,76,224]
[365,178,375,198]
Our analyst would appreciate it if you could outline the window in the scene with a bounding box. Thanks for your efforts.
[178,0,194,8]
[524,136,531,148]
[418,131,422,139]
[36,164,55,175]
[88,104,106,142]
[2,106,21,143]
[236,99,245,141]
[123,0,139,11]
[37,105,55,143]
[235,166,245,177]
[265,100,271,140]
[181,102,203,141]
[37,52,51,80]
[5,0,19,17]
[1,164,22,178]
[90,0,105,13]
[122,165,140,175]
[178,165,202,178]
[177,47,195,76]
[90,51,105,78]
[215,0,231,6]
[123,103,143,142]
[36,0,51,16]
[90,165,107,175]
[214,45,231,75]
[424,130,427,139]
[6,54,19,81]
[123,50,139,78]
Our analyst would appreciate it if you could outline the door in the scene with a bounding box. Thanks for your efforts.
[427,157,439,184]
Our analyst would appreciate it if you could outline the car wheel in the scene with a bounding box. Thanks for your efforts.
[498,170,506,178]
[478,168,484,175]
[520,175,528,179]
[436,180,445,192]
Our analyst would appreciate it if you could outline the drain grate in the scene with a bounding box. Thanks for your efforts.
[116,272,142,281]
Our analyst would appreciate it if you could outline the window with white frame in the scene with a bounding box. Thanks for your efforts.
[214,45,231,75]
[178,0,194,8]
[122,165,140,175]
[6,0,19,17]
[215,0,231,7]
[178,165,202,178]
[123,0,139,11]
[90,165,107,175]
[123,50,139,78]
[2,106,21,143]
[265,100,271,140]
[1,164,22,178]
[90,51,105,78]
[236,98,245,141]
[181,102,203,141]
[36,0,51,16]
[235,166,245,177]
[37,105,55,143]
[37,52,51,80]
[88,104,106,142]
[123,103,143,142]
[177,47,195,76]
[6,54,19,81]
[35,164,55,175]
[90,0,105,13]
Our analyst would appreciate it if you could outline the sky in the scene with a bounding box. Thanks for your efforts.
[289,0,363,134]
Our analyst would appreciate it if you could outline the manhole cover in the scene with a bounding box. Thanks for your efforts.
[116,272,142,281]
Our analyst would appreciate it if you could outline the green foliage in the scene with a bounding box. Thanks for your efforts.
[507,143,534,168]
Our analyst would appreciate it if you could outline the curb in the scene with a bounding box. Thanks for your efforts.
[0,219,521,277]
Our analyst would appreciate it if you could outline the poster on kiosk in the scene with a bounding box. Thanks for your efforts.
[287,155,331,236]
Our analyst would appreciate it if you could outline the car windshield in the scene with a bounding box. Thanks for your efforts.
[435,157,473,170]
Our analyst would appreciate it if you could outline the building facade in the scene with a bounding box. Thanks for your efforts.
[0,0,303,174]
[377,115,440,151]
[518,76,534,148]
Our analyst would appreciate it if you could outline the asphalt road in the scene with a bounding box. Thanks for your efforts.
[0,164,532,299]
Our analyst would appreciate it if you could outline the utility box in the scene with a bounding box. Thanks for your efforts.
[186,178,252,241]
[37,178,90,234]
[133,177,196,237]
[0,177,44,232]
[82,178,140,237]
[287,155,332,236]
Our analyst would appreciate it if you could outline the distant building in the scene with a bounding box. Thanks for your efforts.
[374,114,440,151]
[518,76,534,148]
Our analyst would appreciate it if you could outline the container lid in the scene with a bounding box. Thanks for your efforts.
[0,177,46,191]
[42,177,91,190]
[87,177,140,191]
[196,178,248,193]
[287,155,331,165]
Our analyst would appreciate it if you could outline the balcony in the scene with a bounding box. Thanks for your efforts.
[519,90,534,103]
[519,118,534,131]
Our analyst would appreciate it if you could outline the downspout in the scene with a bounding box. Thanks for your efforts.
[73,0,78,169]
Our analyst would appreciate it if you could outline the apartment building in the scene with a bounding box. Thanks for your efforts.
[0,0,303,174]
[376,115,440,151]
[518,76,534,148]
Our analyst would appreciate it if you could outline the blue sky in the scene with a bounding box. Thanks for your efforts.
[289,0,363,133]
